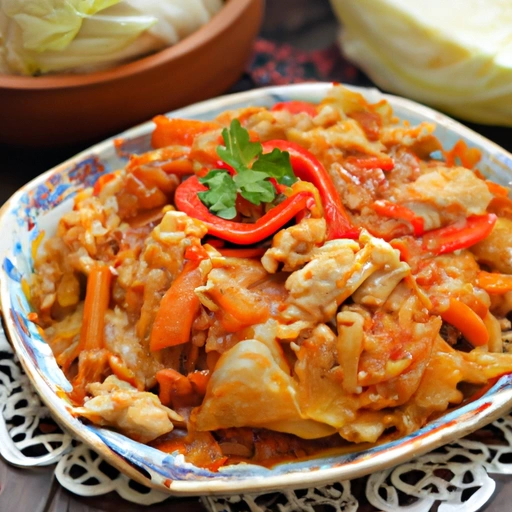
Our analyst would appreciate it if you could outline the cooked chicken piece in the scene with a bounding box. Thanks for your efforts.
[152,210,208,245]
[261,218,326,273]
[282,231,405,325]
[194,337,335,439]
[394,166,492,229]
[472,217,512,274]
[76,376,182,443]
[351,263,410,308]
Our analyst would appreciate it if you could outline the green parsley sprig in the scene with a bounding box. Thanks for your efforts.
[198,119,297,219]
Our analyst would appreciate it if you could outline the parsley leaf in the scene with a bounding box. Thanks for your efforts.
[197,119,298,218]
[217,119,261,169]
[198,170,237,219]
[252,148,296,186]
[234,170,276,205]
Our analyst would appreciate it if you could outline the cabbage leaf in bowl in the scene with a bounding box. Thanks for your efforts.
[0,0,223,75]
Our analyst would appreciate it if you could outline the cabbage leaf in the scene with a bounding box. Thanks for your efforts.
[0,0,224,75]
[0,1,157,74]
[330,0,512,125]
[2,0,121,52]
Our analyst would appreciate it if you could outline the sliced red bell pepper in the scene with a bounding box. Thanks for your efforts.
[422,213,497,255]
[175,176,314,245]
[261,140,358,240]
[372,200,425,236]
[271,100,318,117]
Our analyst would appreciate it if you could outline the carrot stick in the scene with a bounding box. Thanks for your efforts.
[149,261,203,351]
[477,271,512,294]
[440,298,489,347]
[151,116,221,148]
[78,265,112,352]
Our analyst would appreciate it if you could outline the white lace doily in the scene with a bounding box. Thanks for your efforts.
[1,327,511,511]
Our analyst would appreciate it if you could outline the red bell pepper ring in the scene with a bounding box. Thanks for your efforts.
[271,101,318,117]
[372,200,425,236]
[261,140,358,240]
[422,213,497,255]
[175,176,314,245]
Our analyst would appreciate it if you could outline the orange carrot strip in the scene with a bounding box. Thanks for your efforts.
[486,180,509,197]
[440,298,489,347]
[488,196,512,220]
[443,140,481,169]
[217,247,266,258]
[125,174,168,210]
[184,244,210,262]
[78,265,111,352]
[93,173,116,196]
[161,158,194,175]
[187,370,210,396]
[108,354,141,389]
[151,116,221,149]
[477,271,512,294]
[461,294,488,319]
[150,261,203,351]
[156,368,194,406]
[208,287,270,333]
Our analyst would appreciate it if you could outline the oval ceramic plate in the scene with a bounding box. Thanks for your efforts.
[1,83,512,496]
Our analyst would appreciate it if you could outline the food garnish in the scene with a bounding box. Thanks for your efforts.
[197,119,297,219]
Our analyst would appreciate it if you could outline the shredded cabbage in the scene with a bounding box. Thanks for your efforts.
[0,0,223,75]
[330,0,512,125]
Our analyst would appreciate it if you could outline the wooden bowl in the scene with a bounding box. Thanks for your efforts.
[0,0,264,149]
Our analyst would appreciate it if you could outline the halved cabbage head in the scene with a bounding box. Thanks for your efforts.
[330,0,512,125]
[0,0,223,75]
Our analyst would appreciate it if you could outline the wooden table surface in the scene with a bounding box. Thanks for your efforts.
[2,1,512,510]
